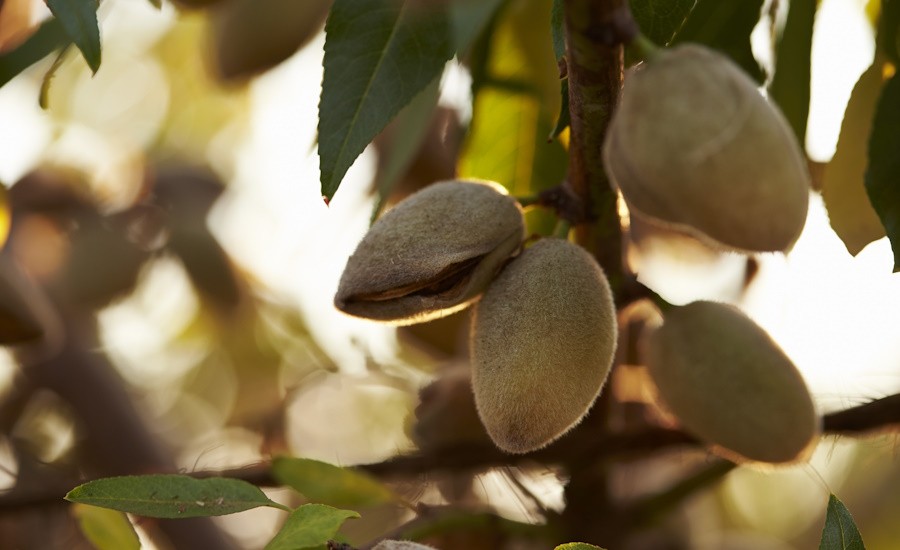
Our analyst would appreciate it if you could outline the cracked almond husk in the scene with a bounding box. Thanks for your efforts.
[335,180,525,325]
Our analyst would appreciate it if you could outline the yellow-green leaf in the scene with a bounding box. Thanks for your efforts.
[822,58,890,255]
[555,544,607,550]
[458,0,567,195]
[73,504,140,550]
[264,504,359,550]
[272,457,397,508]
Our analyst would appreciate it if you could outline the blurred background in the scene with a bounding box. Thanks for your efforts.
[0,0,898,548]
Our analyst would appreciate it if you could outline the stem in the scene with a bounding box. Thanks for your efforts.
[563,0,633,291]
[561,0,634,543]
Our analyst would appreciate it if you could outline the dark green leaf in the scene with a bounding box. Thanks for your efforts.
[551,0,565,61]
[822,58,889,255]
[272,457,396,508]
[66,475,290,518]
[264,504,359,550]
[630,0,696,46]
[45,0,101,73]
[877,0,900,63]
[770,0,817,144]
[549,78,570,141]
[865,71,900,271]
[449,0,505,55]
[0,18,71,89]
[554,544,607,550]
[674,0,765,82]
[819,494,866,550]
[319,0,503,200]
[72,504,140,550]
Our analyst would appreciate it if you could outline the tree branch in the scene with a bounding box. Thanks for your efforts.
[2,394,898,512]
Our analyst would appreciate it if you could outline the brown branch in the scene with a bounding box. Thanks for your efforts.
[562,0,633,290]
[2,394,898,513]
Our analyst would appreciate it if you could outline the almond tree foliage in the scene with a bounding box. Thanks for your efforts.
[0,0,899,549]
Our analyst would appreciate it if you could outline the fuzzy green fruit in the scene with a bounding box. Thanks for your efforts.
[604,44,810,252]
[471,239,617,454]
[335,180,525,325]
[647,301,820,464]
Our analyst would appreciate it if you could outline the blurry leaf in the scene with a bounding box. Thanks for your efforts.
[877,0,899,63]
[770,0,817,144]
[865,71,900,271]
[549,78,569,141]
[458,0,568,195]
[555,544,607,550]
[147,0,162,8]
[0,17,70,88]
[630,0,696,46]
[272,457,397,508]
[72,504,140,550]
[319,0,503,200]
[45,0,100,73]
[822,59,889,255]
[551,0,564,60]
[264,504,359,550]
[372,76,441,220]
[674,0,765,82]
[819,494,866,550]
[66,475,290,518]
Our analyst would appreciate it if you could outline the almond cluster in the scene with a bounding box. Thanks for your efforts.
[336,180,618,453]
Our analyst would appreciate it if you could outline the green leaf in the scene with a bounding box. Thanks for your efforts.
[865,71,900,271]
[877,0,900,63]
[272,456,396,508]
[822,58,889,255]
[554,544,607,550]
[65,475,290,518]
[264,504,359,550]
[0,18,71,89]
[72,504,140,550]
[819,494,866,550]
[458,0,568,195]
[551,0,565,61]
[674,0,765,82]
[630,0,696,46]
[449,0,505,55]
[45,0,101,73]
[770,0,817,145]
[318,0,503,200]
